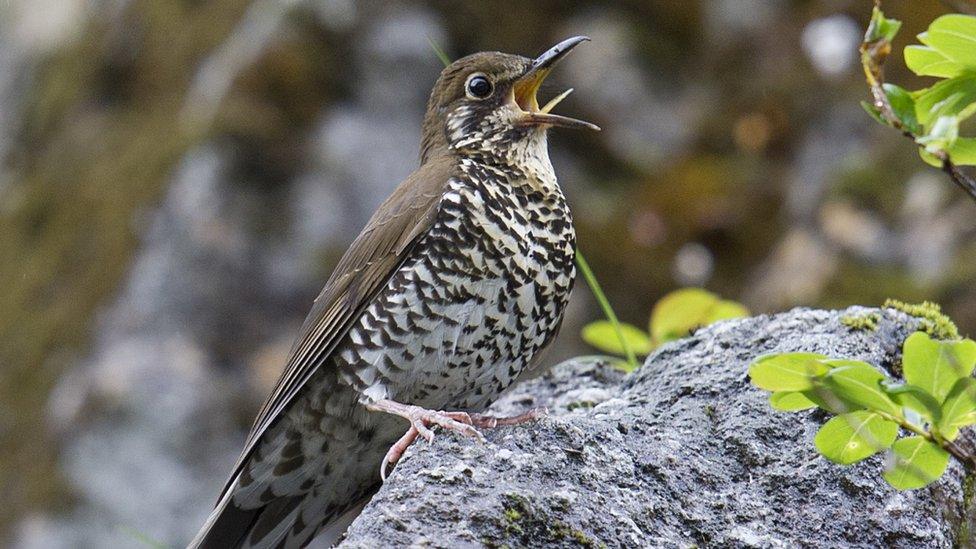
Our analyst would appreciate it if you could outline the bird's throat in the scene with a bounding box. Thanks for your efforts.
[459,128,558,195]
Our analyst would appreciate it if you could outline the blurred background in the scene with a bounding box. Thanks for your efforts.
[1,0,974,546]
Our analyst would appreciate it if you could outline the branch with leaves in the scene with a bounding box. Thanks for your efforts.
[861,2,976,202]
[750,330,976,489]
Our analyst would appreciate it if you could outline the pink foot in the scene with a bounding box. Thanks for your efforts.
[365,400,482,480]
[468,406,548,429]
[364,401,548,480]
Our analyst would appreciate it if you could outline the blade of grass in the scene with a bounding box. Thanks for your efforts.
[576,250,639,370]
[117,525,169,549]
[427,35,452,68]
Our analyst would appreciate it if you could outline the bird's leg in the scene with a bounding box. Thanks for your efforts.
[467,406,548,429]
[365,399,484,480]
[377,425,419,481]
[365,400,548,480]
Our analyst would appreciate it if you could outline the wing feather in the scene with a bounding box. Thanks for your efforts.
[214,155,455,502]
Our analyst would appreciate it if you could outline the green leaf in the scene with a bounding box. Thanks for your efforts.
[903,332,976,402]
[651,288,719,343]
[884,84,921,134]
[957,99,976,122]
[861,100,886,126]
[904,45,964,78]
[917,115,960,154]
[822,361,902,416]
[575,250,639,371]
[426,35,452,68]
[946,137,976,166]
[802,384,864,415]
[882,436,950,490]
[649,288,748,344]
[749,353,830,392]
[865,7,902,43]
[914,75,976,128]
[581,321,653,357]
[708,300,750,322]
[814,411,899,465]
[918,14,976,70]
[769,391,817,412]
[939,377,976,440]
[882,381,944,423]
[919,148,944,167]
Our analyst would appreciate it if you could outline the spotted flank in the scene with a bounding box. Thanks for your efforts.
[335,152,576,411]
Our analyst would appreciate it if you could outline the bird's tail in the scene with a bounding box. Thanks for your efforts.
[188,406,399,548]
[189,464,382,549]
[188,475,281,549]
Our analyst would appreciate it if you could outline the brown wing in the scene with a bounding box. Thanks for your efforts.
[216,155,455,501]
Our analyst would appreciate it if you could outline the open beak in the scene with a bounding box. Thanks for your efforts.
[513,36,600,131]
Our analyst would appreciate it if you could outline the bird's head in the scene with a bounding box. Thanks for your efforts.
[420,36,599,165]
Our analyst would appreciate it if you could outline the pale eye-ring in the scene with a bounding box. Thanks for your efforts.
[465,73,493,99]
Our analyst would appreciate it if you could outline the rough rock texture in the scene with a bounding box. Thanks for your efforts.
[339,307,974,548]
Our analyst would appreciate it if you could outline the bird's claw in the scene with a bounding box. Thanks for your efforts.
[411,409,484,443]
[367,400,547,481]
[370,403,485,480]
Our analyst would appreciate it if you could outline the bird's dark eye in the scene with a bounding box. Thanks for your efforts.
[465,74,493,99]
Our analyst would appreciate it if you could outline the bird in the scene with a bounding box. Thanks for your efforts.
[190,36,599,549]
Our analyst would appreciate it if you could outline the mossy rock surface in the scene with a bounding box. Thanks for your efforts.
[340,308,970,548]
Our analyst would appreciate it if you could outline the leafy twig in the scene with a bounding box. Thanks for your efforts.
[753,330,976,488]
[945,440,976,470]
[876,409,976,471]
[939,158,976,201]
[860,1,976,202]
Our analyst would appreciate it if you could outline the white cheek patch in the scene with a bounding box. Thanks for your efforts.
[446,106,474,145]
[448,103,525,152]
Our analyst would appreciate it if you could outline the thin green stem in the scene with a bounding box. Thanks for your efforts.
[876,410,976,471]
[575,250,638,370]
[877,410,929,439]
[117,525,169,549]
[427,35,452,68]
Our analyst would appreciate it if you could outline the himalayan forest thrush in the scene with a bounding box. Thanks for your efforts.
[191,36,598,549]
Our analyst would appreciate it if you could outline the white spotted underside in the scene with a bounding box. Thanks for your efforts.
[337,141,576,410]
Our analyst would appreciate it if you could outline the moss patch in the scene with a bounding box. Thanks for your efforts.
[503,505,524,535]
[566,400,597,411]
[958,471,976,548]
[485,493,604,548]
[840,311,880,332]
[883,299,960,340]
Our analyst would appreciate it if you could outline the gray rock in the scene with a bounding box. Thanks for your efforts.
[340,307,974,548]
